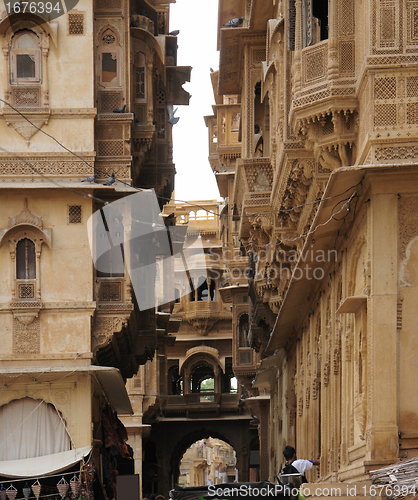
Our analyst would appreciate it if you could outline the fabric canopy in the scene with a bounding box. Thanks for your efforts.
[0,446,92,478]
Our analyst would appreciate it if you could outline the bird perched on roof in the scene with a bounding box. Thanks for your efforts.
[223,17,245,27]
[103,173,115,186]
[210,67,214,73]
[167,104,180,125]
[113,104,126,113]
[81,173,98,183]
[168,29,180,36]
[164,213,176,226]
[250,414,260,424]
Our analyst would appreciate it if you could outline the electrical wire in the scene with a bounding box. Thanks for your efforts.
[0,98,365,220]
[0,98,142,193]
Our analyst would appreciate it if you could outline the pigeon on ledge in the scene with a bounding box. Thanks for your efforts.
[81,173,98,183]
[113,104,126,113]
[103,173,115,186]
[168,29,180,36]
[223,17,245,27]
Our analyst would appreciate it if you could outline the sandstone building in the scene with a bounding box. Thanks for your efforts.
[0,0,188,497]
[208,0,418,485]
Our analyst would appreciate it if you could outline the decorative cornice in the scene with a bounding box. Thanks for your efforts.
[8,199,43,229]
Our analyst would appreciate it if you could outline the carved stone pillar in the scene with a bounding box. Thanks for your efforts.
[327,0,338,80]
[36,251,41,299]
[2,48,11,103]
[147,63,153,123]
[41,47,50,106]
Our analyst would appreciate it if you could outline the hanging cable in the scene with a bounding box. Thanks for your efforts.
[0,98,367,220]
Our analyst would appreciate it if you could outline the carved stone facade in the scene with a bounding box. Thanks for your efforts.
[210,0,418,486]
[0,0,188,496]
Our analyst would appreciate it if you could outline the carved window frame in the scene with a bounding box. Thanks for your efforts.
[1,18,54,108]
[6,227,48,302]
[10,30,41,84]
[97,27,122,89]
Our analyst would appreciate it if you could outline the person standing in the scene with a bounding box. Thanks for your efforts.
[281,446,320,483]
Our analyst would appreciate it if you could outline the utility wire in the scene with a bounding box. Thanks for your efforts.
[0,98,364,220]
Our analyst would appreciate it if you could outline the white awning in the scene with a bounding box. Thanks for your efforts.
[0,365,133,415]
[0,446,92,478]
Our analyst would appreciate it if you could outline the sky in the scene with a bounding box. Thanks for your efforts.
[169,0,221,202]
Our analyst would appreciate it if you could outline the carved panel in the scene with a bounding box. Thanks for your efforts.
[375,146,418,162]
[373,0,400,52]
[339,41,355,75]
[92,316,127,352]
[340,0,355,35]
[99,282,122,302]
[0,158,93,177]
[302,44,328,85]
[98,92,123,114]
[399,196,418,260]
[406,1,418,49]
[18,283,35,299]
[68,205,82,224]
[68,12,85,35]
[97,140,124,156]
[13,317,40,354]
[11,87,41,108]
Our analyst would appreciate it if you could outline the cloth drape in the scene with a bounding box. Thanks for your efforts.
[0,397,70,461]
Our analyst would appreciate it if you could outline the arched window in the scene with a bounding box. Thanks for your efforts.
[16,238,36,279]
[98,28,121,87]
[191,363,215,393]
[10,30,41,83]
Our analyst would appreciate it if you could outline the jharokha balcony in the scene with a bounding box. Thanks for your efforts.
[162,392,240,418]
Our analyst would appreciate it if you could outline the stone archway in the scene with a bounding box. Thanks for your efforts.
[170,427,237,486]
[144,419,257,497]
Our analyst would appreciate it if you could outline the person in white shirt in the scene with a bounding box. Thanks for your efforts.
[282,445,320,482]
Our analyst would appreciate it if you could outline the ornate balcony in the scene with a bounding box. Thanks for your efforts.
[162,392,239,418]
[182,301,231,336]
[288,40,358,170]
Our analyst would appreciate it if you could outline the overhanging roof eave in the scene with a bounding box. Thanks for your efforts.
[267,163,400,353]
